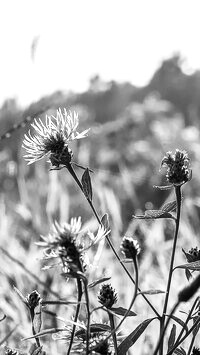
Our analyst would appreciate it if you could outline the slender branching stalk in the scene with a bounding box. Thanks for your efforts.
[108,312,118,355]
[83,279,90,355]
[159,185,182,355]
[66,163,160,318]
[187,333,196,355]
[153,301,179,355]
[90,257,139,353]
[167,297,200,355]
[67,279,83,355]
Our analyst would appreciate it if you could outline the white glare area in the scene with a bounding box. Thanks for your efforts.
[1,0,200,107]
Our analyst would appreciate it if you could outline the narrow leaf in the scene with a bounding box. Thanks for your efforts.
[138,289,165,295]
[81,168,92,201]
[165,315,188,333]
[174,348,186,355]
[110,307,137,317]
[167,324,176,352]
[75,323,111,338]
[33,301,42,334]
[88,277,111,289]
[61,271,87,281]
[185,268,192,281]
[22,327,66,340]
[101,213,110,237]
[133,209,175,220]
[117,317,157,354]
[175,261,200,271]
[161,200,177,213]
[153,185,173,190]
[192,316,200,337]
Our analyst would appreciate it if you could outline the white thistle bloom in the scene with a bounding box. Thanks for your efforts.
[22,108,90,166]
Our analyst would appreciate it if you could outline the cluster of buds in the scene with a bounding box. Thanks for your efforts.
[4,348,19,355]
[98,284,118,309]
[161,149,191,186]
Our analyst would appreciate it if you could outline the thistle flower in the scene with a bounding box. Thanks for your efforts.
[161,149,191,186]
[98,284,118,309]
[22,108,90,167]
[39,218,84,273]
[120,236,141,260]
[192,347,200,355]
[183,247,200,263]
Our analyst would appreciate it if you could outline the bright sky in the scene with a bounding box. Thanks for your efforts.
[1,0,200,107]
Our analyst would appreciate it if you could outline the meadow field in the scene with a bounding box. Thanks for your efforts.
[1,56,200,355]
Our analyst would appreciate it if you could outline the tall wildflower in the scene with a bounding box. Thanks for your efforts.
[22,108,89,167]
[161,149,191,186]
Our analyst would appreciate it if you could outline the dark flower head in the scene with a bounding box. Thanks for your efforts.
[90,334,112,354]
[120,236,141,260]
[161,149,191,186]
[25,290,41,310]
[98,284,117,309]
[192,347,200,355]
[22,108,90,167]
[183,247,200,263]
[39,218,84,273]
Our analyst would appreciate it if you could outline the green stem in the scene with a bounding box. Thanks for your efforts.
[159,185,182,355]
[66,163,160,318]
[83,280,90,355]
[67,279,83,355]
[90,257,139,353]
[153,302,179,355]
[167,317,200,353]
[109,313,118,355]
[187,333,196,355]
[167,297,200,355]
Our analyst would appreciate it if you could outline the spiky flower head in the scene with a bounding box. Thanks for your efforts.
[121,236,141,260]
[90,334,112,354]
[192,347,200,355]
[98,284,117,309]
[22,108,90,167]
[161,149,191,186]
[183,247,200,263]
[39,218,85,273]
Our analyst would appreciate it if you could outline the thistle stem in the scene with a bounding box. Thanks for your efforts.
[66,163,160,318]
[83,280,90,355]
[167,297,200,355]
[159,185,182,355]
[90,257,139,353]
[67,279,83,355]
[109,313,118,355]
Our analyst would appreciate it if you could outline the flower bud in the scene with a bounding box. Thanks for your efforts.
[120,236,141,260]
[98,284,117,309]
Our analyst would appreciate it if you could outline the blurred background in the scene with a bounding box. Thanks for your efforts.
[1,1,200,353]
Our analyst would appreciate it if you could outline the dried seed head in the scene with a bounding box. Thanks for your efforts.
[120,236,141,260]
[98,284,118,309]
[161,149,191,186]
[26,290,41,310]
[192,347,200,355]
[178,274,200,303]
